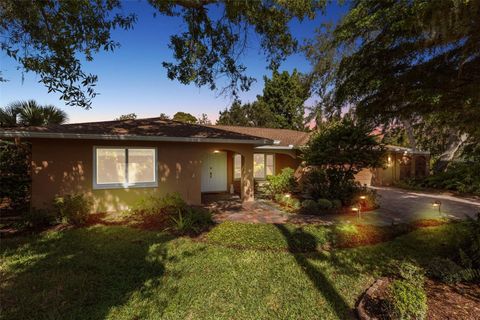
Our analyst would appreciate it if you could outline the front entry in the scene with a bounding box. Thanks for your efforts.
[201,151,227,193]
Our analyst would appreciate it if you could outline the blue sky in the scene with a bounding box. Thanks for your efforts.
[0,1,345,123]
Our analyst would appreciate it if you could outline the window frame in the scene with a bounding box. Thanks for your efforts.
[253,153,275,181]
[93,146,158,190]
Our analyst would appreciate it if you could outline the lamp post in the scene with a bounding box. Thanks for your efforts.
[432,200,442,216]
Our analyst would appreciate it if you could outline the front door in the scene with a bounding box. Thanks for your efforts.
[201,151,227,192]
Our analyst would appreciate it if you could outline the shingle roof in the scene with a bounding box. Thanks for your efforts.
[212,125,311,147]
[0,118,273,144]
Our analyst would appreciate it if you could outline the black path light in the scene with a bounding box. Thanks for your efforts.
[432,200,442,216]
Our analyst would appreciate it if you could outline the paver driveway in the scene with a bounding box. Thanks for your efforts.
[206,188,480,226]
[373,187,480,224]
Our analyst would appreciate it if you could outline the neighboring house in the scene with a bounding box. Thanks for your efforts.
[0,118,428,212]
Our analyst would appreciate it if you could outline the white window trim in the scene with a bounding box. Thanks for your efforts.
[253,153,275,181]
[93,146,158,190]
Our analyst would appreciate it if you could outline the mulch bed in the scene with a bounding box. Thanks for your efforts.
[357,278,480,320]
[425,280,480,320]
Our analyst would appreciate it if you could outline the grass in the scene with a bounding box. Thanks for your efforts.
[0,222,468,320]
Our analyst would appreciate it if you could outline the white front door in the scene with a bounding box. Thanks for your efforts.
[201,151,227,192]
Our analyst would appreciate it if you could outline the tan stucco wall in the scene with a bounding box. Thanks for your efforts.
[275,153,301,175]
[29,138,255,212]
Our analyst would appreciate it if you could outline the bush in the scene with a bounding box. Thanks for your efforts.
[53,194,92,225]
[0,141,31,214]
[130,192,186,217]
[386,280,427,320]
[426,257,464,283]
[300,167,362,205]
[170,206,213,235]
[317,198,332,211]
[264,168,297,198]
[394,260,425,285]
[22,208,56,229]
[331,199,342,210]
[300,199,319,215]
[400,162,480,195]
[274,193,300,211]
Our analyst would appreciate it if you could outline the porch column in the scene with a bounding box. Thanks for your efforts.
[241,149,254,202]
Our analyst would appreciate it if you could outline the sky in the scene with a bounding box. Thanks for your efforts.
[0,1,346,124]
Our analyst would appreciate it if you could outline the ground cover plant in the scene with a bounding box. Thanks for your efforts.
[0,220,471,320]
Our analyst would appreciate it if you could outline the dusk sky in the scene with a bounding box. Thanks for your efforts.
[0,1,345,123]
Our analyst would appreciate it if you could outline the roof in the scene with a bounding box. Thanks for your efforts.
[386,145,430,155]
[0,117,272,145]
[212,125,311,148]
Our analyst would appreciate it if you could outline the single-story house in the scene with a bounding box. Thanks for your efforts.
[0,117,428,212]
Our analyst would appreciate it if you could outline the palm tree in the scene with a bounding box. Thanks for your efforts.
[0,100,68,127]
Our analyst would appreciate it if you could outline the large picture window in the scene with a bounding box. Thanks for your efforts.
[253,153,274,180]
[94,147,157,189]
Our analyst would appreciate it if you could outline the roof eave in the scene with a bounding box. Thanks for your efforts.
[0,131,272,145]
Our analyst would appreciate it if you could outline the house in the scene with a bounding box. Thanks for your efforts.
[0,117,428,212]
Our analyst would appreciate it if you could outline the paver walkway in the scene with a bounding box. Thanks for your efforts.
[205,187,480,226]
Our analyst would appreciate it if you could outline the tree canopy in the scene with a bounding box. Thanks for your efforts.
[307,0,480,137]
[0,100,68,127]
[302,117,385,177]
[172,111,197,124]
[115,113,137,121]
[217,69,310,130]
[1,0,324,108]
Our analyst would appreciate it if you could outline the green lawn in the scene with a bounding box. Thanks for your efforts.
[0,222,468,320]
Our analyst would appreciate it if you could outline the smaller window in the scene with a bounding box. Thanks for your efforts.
[253,153,266,179]
[233,154,242,180]
[266,154,274,176]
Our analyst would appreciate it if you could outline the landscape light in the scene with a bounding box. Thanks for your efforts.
[432,200,442,215]
[360,195,366,200]
[213,150,220,153]
[284,193,291,198]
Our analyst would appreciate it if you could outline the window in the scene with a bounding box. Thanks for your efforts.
[233,154,242,180]
[94,147,157,189]
[253,153,275,180]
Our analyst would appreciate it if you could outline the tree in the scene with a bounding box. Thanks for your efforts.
[259,69,310,130]
[1,1,324,108]
[307,0,480,137]
[302,117,385,178]
[217,100,249,126]
[115,113,137,121]
[0,100,68,127]
[197,113,211,125]
[216,69,310,129]
[158,113,170,120]
[172,111,197,124]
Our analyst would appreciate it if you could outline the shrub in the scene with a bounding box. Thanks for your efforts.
[394,260,425,285]
[22,208,56,229]
[317,198,332,211]
[53,194,92,225]
[264,168,297,198]
[300,167,362,205]
[169,206,213,235]
[300,199,319,215]
[386,280,427,320]
[274,193,300,211]
[426,257,464,283]
[0,141,31,214]
[130,192,186,217]
[331,199,342,210]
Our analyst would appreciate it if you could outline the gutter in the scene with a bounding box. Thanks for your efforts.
[255,144,295,150]
[0,131,273,145]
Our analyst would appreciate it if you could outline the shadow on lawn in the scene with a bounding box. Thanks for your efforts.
[275,224,354,319]
[0,226,181,319]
